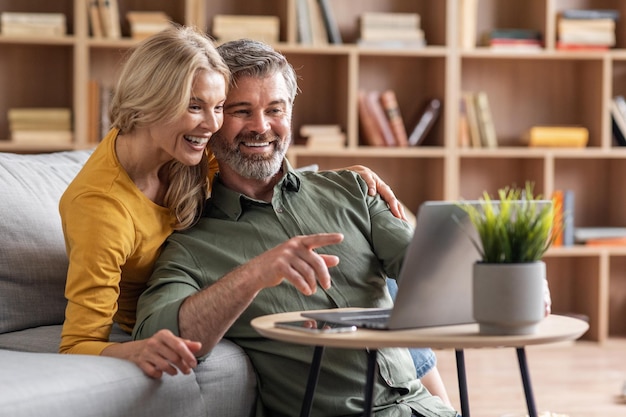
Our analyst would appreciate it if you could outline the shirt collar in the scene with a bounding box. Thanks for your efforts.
[207,159,301,221]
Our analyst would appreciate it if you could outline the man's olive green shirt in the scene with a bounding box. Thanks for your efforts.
[134,161,457,417]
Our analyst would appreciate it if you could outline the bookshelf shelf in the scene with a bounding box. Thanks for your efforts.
[1,0,626,341]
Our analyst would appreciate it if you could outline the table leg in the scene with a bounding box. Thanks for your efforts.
[300,346,325,417]
[363,349,378,417]
[455,349,470,417]
[516,347,538,417]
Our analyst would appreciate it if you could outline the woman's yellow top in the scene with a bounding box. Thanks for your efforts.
[59,128,217,355]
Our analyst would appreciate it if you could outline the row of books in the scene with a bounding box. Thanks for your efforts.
[610,95,626,146]
[0,12,66,37]
[358,89,441,147]
[458,91,497,148]
[557,9,619,51]
[357,12,425,48]
[296,0,341,45]
[212,15,280,44]
[7,107,73,145]
[553,189,626,247]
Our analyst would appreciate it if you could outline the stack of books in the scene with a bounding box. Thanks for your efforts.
[0,12,66,37]
[357,12,425,48]
[126,11,172,40]
[8,108,73,145]
[482,28,543,52]
[300,124,345,149]
[557,9,619,50]
[212,15,280,44]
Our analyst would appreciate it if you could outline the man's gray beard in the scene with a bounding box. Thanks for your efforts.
[212,133,289,180]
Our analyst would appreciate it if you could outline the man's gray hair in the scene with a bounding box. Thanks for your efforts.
[217,38,298,104]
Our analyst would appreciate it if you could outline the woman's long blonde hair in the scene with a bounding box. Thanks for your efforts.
[109,25,230,230]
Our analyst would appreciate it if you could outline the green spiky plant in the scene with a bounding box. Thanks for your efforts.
[459,183,559,263]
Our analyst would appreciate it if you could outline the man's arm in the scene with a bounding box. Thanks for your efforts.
[140,233,343,358]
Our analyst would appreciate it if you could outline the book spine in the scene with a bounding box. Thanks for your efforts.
[461,93,481,148]
[379,90,408,147]
[365,91,397,146]
[317,0,342,44]
[408,98,441,146]
[357,91,385,146]
[474,91,497,148]
[551,190,564,247]
[525,126,589,147]
[562,190,575,247]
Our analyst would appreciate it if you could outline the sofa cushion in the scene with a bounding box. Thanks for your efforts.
[0,150,92,333]
[0,349,206,417]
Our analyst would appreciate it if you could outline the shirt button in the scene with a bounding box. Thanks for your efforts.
[276,207,284,213]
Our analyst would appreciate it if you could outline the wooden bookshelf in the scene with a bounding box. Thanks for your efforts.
[1,0,626,342]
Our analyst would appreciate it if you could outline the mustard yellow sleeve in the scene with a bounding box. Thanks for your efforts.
[59,191,135,355]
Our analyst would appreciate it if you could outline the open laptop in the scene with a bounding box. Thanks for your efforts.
[302,200,551,330]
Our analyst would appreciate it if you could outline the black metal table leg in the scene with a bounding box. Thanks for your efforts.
[362,349,378,417]
[455,349,470,417]
[300,346,325,417]
[516,347,538,417]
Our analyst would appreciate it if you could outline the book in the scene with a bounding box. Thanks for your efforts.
[461,92,482,148]
[296,0,313,44]
[305,132,345,149]
[8,108,72,123]
[88,0,103,38]
[97,0,121,39]
[318,0,342,44]
[457,97,471,148]
[522,126,589,148]
[212,15,280,44]
[610,97,626,146]
[408,98,441,146]
[458,0,478,50]
[358,12,425,47]
[551,190,564,247]
[562,190,575,246]
[357,90,385,146]
[11,130,73,145]
[300,124,341,137]
[0,12,66,37]
[558,18,615,46]
[126,11,172,40]
[473,91,497,148]
[561,9,620,20]
[584,237,626,246]
[365,91,397,146]
[306,0,329,46]
[379,90,408,147]
[574,227,626,243]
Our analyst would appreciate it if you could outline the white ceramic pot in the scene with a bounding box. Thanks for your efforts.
[472,261,546,335]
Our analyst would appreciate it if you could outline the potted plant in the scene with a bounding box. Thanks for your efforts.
[458,183,558,335]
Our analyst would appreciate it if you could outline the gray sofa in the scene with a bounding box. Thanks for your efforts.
[0,150,257,417]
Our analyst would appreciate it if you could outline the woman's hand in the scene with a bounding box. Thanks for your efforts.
[102,329,202,379]
[345,165,407,220]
